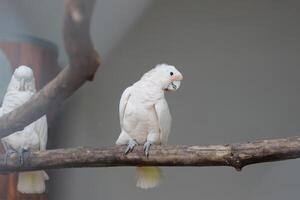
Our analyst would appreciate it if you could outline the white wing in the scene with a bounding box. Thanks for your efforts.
[1,91,32,114]
[119,86,132,129]
[0,91,34,149]
[155,98,172,144]
[34,115,48,150]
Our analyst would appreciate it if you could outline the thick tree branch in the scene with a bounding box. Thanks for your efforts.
[1,136,300,173]
[0,0,100,137]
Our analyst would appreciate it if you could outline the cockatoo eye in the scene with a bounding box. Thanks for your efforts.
[170,72,174,76]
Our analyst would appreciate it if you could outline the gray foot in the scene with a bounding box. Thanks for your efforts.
[124,139,138,155]
[4,149,17,165]
[17,148,29,166]
[143,141,153,157]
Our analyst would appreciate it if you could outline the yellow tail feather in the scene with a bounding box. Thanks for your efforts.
[17,171,48,194]
[136,167,162,189]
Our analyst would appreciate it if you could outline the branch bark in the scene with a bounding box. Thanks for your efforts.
[0,0,100,137]
[1,136,300,173]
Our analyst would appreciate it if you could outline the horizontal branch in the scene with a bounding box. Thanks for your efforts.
[0,0,100,137]
[1,136,300,173]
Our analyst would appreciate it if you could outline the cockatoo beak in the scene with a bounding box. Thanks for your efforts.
[168,71,183,91]
[19,79,25,91]
[174,72,183,81]
[170,71,183,82]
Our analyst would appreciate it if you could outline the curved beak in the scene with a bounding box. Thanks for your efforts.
[176,72,183,81]
[171,72,183,82]
[166,80,181,92]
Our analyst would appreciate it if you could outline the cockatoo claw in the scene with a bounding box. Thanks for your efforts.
[143,141,153,157]
[3,149,17,166]
[124,139,138,155]
[17,148,29,166]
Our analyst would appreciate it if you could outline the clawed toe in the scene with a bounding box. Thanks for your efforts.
[17,148,29,166]
[124,139,138,155]
[3,149,17,166]
[143,141,153,157]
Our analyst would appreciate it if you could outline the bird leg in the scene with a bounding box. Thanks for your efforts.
[124,139,138,155]
[17,148,29,166]
[3,148,17,166]
[143,141,153,157]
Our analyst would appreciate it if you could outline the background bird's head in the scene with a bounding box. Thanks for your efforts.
[8,65,36,93]
[142,64,183,92]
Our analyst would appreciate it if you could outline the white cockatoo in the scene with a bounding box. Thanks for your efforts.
[116,64,183,189]
[0,65,49,194]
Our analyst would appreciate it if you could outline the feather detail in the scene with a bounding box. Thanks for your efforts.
[136,167,162,189]
[17,171,48,194]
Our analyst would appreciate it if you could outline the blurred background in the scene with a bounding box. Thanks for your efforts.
[1,0,300,199]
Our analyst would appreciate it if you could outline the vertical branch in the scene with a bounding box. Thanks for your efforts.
[64,0,99,80]
[0,0,100,138]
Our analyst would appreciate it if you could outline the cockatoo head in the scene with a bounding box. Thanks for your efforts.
[7,65,36,92]
[142,64,183,92]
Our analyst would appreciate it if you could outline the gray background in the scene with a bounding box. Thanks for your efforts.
[1,0,300,199]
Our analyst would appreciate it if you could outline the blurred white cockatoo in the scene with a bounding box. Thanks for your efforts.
[116,64,183,189]
[0,65,49,194]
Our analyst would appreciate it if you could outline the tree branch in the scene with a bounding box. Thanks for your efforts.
[1,136,300,173]
[0,0,100,137]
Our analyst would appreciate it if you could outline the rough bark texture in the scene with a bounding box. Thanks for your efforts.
[1,136,300,172]
[0,0,100,138]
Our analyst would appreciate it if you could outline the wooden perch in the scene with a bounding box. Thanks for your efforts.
[1,136,300,173]
[0,0,100,137]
